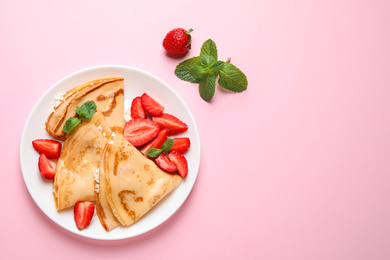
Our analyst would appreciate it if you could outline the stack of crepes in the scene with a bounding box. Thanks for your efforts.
[46,77,182,231]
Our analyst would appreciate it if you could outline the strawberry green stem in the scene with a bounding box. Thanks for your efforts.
[186,29,193,48]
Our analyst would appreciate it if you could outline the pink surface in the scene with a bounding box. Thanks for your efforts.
[1,0,390,259]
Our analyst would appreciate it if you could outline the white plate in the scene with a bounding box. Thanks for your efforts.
[20,65,200,240]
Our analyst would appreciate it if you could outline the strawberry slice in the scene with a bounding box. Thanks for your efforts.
[131,96,146,119]
[155,153,177,173]
[141,93,164,116]
[139,128,169,156]
[171,137,191,153]
[38,154,56,180]
[74,201,95,230]
[152,113,188,134]
[32,139,62,159]
[168,151,188,178]
[124,118,160,147]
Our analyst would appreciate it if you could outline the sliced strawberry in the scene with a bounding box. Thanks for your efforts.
[171,137,191,153]
[74,201,95,230]
[124,118,160,147]
[155,153,177,173]
[168,151,188,178]
[38,154,56,180]
[139,128,169,156]
[141,93,164,116]
[152,113,188,134]
[131,96,146,119]
[32,139,62,159]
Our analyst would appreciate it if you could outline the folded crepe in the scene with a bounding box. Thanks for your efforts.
[99,133,182,228]
[95,139,121,231]
[46,77,124,140]
[53,112,112,210]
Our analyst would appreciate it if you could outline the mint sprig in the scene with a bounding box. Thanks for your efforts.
[63,100,97,133]
[174,39,247,102]
[147,138,174,158]
[75,101,97,121]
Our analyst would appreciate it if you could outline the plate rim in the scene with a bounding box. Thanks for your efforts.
[20,64,201,240]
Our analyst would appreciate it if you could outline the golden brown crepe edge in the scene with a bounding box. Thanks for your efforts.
[45,77,124,140]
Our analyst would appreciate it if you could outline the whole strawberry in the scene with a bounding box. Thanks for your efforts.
[163,28,193,55]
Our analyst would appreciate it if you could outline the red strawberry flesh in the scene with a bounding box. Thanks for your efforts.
[130,96,146,119]
[152,113,188,134]
[38,153,56,180]
[141,93,164,116]
[124,118,160,147]
[155,153,177,173]
[168,151,188,178]
[74,201,95,230]
[171,137,191,153]
[32,139,62,159]
[139,128,169,156]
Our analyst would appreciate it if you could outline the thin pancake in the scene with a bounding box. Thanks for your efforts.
[53,112,111,210]
[46,77,124,140]
[104,134,182,227]
[95,134,121,231]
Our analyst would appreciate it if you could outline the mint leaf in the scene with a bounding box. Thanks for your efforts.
[200,39,217,67]
[189,66,208,79]
[63,101,98,134]
[161,138,174,152]
[63,117,81,133]
[218,63,248,93]
[199,72,217,102]
[175,56,202,83]
[75,101,97,121]
[146,139,173,158]
[209,61,225,73]
[147,148,163,158]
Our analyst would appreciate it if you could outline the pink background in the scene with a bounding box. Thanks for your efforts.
[1,0,390,259]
